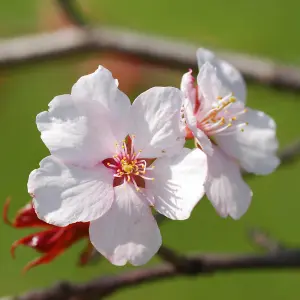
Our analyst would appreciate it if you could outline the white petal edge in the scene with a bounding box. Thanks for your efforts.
[71,65,131,120]
[205,146,252,219]
[215,108,280,175]
[129,87,185,158]
[146,148,208,220]
[196,48,247,103]
[89,183,162,266]
[28,156,114,226]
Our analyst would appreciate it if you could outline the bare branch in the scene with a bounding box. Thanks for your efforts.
[56,0,87,27]
[1,27,300,91]
[4,248,300,300]
[157,246,186,268]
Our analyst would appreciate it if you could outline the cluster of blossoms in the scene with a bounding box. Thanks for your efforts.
[6,48,279,268]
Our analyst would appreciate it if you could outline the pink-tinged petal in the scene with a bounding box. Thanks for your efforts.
[89,183,161,266]
[196,48,246,103]
[37,67,131,167]
[181,70,196,108]
[194,129,213,155]
[129,87,185,158]
[147,148,207,220]
[215,108,280,175]
[184,99,213,155]
[28,156,114,226]
[205,146,252,219]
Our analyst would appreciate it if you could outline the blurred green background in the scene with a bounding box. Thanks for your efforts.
[1,0,300,298]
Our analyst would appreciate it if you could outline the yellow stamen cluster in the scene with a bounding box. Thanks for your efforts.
[108,135,156,191]
[121,158,139,175]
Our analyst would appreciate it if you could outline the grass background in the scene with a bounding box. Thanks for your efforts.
[0,0,300,298]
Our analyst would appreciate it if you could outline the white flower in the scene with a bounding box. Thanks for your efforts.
[28,66,208,266]
[181,50,280,219]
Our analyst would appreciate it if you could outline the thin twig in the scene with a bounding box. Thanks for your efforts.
[1,27,300,91]
[56,0,87,27]
[248,228,286,253]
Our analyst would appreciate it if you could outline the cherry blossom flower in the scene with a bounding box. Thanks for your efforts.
[3,198,91,272]
[181,49,279,219]
[28,66,208,266]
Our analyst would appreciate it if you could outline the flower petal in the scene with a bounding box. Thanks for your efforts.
[184,98,213,155]
[197,48,246,103]
[129,87,185,158]
[205,146,252,219]
[37,67,131,166]
[146,148,207,220]
[215,108,280,175]
[89,183,161,266]
[28,156,114,226]
[180,70,196,108]
[71,66,131,118]
[196,62,228,116]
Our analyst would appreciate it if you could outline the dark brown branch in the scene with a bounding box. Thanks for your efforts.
[157,246,186,268]
[56,0,87,27]
[1,27,300,91]
[4,248,300,300]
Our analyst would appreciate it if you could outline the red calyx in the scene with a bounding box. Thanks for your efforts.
[3,198,91,272]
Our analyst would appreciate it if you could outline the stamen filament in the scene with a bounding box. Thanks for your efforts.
[140,175,155,181]
[131,176,140,191]
[106,162,118,169]
[113,155,121,163]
